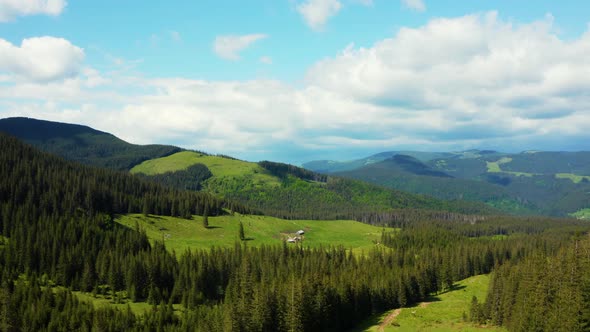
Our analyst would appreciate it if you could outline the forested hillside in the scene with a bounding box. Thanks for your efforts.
[0,117,181,170]
[1,133,589,331]
[132,151,498,220]
[309,149,590,216]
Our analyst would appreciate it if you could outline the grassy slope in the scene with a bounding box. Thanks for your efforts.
[354,274,506,332]
[556,173,590,184]
[131,151,280,186]
[486,157,535,177]
[117,214,393,254]
[131,152,498,220]
[571,208,590,220]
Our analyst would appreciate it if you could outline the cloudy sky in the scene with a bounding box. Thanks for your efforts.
[1,0,589,164]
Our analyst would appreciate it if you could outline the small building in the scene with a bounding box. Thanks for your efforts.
[287,237,297,243]
[296,230,305,235]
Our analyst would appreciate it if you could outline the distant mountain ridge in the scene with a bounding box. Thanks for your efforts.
[0,117,498,221]
[306,149,590,216]
[0,117,181,170]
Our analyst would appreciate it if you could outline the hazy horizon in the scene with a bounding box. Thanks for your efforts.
[1,1,590,164]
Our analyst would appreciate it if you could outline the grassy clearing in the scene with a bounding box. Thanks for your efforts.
[555,173,590,184]
[486,157,511,173]
[130,151,280,186]
[570,208,590,220]
[71,291,161,315]
[353,274,506,332]
[117,213,394,254]
[486,158,534,177]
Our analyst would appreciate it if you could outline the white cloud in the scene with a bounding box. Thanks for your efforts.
[3,13,590,163]
[297,0,341,31]
[0,36,84,82]
[213,34,268,61]
[0,0,67,22]
[259,56,273,65]
[402,0,426,12]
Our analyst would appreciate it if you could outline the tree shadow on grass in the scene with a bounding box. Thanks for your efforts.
[204,226,222,229]
[435,283,467,296]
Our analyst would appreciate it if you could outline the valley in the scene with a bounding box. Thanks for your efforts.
[1,118,590,331]
[308,150,590,217]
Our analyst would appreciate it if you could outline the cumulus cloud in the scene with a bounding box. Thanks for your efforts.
[402,0,426,12]
[0,0,67,22]
[0,36,84,82]
[296,0,341,31]
[305,11,590,142]
[3,13,590,163]
[213,34,267,60]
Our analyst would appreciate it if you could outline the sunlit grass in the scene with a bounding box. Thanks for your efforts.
[354,274,506,332]
[116,213,395,254]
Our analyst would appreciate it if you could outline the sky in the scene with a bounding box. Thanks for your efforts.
[1,0,590,164]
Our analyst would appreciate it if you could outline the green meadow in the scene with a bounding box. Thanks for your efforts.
[555,173,590,184]
[130,151,280,186]
[116,213,393,254]
[486,158,534,177]
[354,274,506,332]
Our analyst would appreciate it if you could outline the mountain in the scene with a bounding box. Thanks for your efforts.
[130,151,498,220]
[0,117,181,170]
[0,117,497,221]
[302,151,455,173]
[307,149,590,216]
[334,155,520,208]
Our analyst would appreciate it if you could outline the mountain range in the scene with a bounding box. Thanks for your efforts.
[0,117,496,222]
[304,150,590,217]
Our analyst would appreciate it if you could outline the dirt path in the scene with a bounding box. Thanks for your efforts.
[419,301,432,308]
[378,301,431,331]
[378,308,401,331]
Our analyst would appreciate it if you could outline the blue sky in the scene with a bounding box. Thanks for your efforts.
[1,0,590,164]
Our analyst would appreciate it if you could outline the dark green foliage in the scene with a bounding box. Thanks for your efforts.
[203,206,209,229]
[136,163,213,191]
[500,151,590,175]
[0,117,182,170]
[239,221,245,241]
[479,234,590,331]
[259,160,328,182]
[327,149,590,216]
[2,126,590,331]
[219,174,497,221]
[335,159,525,212]
[387,154,453,177]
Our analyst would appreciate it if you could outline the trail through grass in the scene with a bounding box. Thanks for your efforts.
[353,274,506,332]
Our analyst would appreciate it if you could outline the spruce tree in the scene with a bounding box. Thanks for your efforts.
[239,221,245,241]
[203,205,209,229]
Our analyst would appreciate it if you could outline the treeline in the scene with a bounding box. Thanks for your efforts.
[0,134,252,219]
[259,161,328,182]
[2,132,590,331]
[471,233,590,331]
[0,117,184,171]
[216,174,497,221]
[136,163,213,191]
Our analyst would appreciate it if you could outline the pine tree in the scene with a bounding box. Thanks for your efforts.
[203,205,209,229]
[239,221,245,241]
